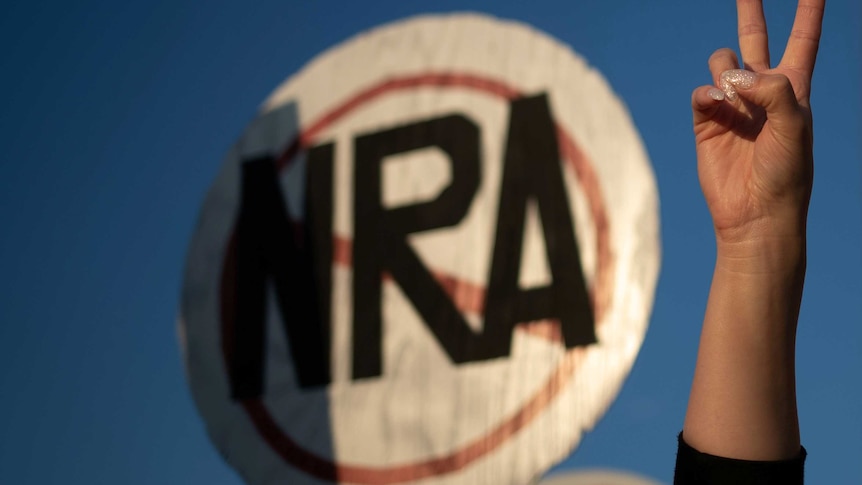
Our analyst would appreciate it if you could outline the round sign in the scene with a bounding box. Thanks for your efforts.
[180,13,660,485]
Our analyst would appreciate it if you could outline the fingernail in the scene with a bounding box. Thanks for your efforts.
[719,69,757,101]
[707,88,725,101]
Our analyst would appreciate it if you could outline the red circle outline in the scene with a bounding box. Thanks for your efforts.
[219,71,614,484]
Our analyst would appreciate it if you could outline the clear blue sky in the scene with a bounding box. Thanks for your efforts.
[1,1,859,484]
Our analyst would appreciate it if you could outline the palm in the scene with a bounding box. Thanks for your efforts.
[696,70,812,234]
[692,0,822,240]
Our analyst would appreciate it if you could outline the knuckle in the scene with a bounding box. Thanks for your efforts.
[738,23,768,37]
[777,74,794,93]
[789,28,820,43]
[708,48,737,66]
[764,73,795,94]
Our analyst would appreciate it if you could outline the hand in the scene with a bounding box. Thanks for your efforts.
[680,1,827,463]
[692,0,824,246]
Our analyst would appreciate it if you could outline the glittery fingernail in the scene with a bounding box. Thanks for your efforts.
[719,69,757,101]
[707,88,726,101]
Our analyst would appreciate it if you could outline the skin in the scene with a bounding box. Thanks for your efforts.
[682,0,825,461]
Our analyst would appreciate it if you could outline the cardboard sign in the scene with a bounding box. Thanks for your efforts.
[180,13,660,485]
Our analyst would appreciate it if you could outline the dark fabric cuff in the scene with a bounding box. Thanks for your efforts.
[674,432,806,485]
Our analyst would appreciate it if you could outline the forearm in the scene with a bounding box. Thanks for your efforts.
[683,226,806,461]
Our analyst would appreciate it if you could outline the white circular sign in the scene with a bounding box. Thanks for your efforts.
[180,13,660,485]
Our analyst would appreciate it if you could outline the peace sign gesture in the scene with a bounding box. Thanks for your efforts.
[680,0,827,467]
[692,0,825,247]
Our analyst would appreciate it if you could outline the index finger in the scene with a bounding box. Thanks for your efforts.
[737,0,770,70]
[779,0,826,75]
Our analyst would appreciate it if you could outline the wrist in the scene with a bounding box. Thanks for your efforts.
[714,224,806,277]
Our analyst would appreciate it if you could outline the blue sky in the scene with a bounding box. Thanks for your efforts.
[1,1,859,484]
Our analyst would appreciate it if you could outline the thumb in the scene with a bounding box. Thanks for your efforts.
[720,70,805,135]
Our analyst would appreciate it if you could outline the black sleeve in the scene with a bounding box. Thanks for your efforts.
[674,433,806,485]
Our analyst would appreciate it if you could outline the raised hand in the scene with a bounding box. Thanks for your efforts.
[692,0,824,246]
[680,0,826,464]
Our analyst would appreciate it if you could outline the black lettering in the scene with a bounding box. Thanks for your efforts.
[230,144,334,398]
[352,115,482,379]
[485,94,596,351]
[351,97,596,380]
